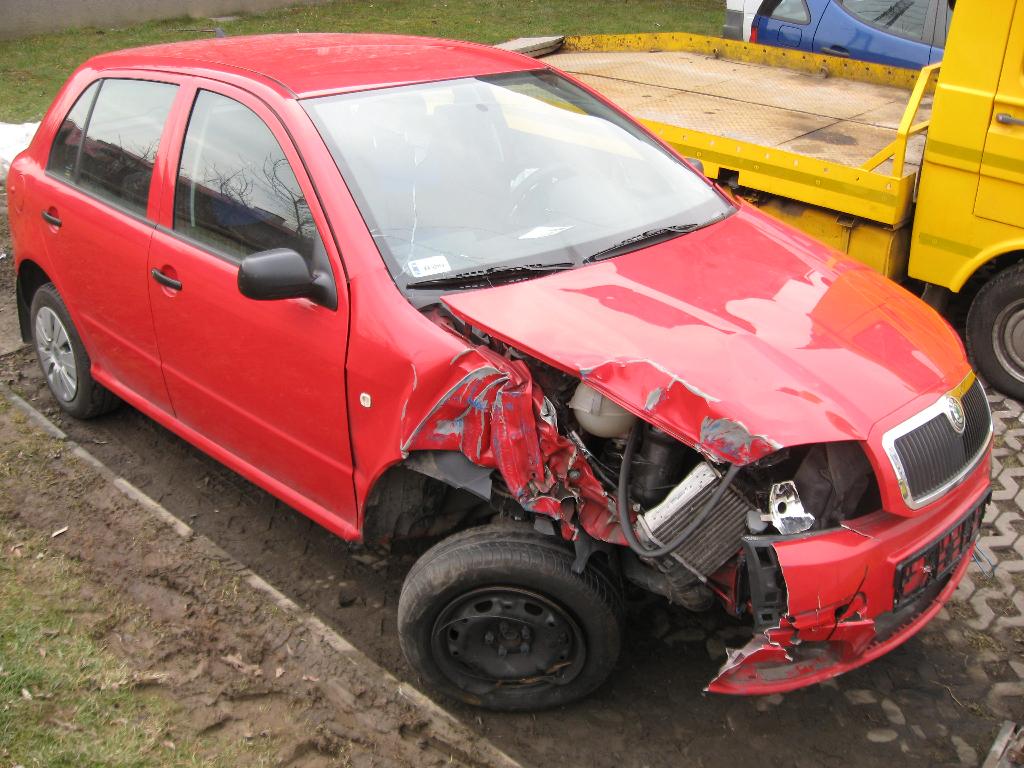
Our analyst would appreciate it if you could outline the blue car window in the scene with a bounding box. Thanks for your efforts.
[837,0,931,41]
[757,0,811,24]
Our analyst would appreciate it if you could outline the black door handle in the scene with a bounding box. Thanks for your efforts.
[821,45,850,57]
[151,268,183,291]
[41,210,62,227]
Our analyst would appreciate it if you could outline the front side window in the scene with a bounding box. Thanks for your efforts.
[838,0,931,40]
[76,79,178,215]
[306,70,732,291]
[173,91,317,262]
[758,0,811,24]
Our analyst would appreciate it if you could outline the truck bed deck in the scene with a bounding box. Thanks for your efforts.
[545,50,929,174]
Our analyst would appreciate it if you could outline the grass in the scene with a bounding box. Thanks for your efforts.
[0,525,272,767]
[0,0,724,122]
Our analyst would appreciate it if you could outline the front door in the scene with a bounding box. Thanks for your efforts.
[975,8,1024,229]
[813,0,937,67]
[147,82,356,532]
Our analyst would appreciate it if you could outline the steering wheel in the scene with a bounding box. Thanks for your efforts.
[508,162,580,226]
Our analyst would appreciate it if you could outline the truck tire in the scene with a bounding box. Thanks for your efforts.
[967,263,1024,402]
[30,283,120,419]
[398,524,623,710]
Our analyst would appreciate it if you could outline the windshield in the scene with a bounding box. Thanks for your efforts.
[305,70,733,290]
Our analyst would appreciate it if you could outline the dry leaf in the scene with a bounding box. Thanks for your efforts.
[21,688,32,700]
[50,526,69,538]
[275,666,284,679]
[302,675,320,683]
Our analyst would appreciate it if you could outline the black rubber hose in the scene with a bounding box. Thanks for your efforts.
[616,422,742,558]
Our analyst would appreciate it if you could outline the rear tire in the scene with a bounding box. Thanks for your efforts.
[398,524,623,711]
[30,283,119,419]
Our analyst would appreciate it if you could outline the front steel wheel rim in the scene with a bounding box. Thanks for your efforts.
[34,306,78,402]
[993,298,1024,385]
[430,586,587,696]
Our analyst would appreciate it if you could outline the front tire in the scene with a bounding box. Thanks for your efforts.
[30,283,119,419]
[397,524,623,711]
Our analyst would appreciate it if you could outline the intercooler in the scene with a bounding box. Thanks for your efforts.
[637,463,756,579]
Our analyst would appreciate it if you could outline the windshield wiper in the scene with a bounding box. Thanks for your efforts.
[584,215,729,263]
[405,262,574,290]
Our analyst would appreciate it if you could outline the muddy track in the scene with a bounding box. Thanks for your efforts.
[0,227,1013,767]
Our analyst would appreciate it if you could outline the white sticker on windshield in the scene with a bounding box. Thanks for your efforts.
[407,255,451,278]
[519,225,573,240]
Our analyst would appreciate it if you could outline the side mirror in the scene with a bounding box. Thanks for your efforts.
[685,157,706,176]
[237,248,335,308]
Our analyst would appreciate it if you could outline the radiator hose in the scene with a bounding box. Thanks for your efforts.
[616,423,741,558]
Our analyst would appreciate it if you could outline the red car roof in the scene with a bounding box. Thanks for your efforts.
[87,33,543,98]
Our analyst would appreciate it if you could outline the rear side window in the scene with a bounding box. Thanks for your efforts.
[76,79,178,215]
[757,0,811,24]
[173,90,317,262]
[837,0,931,41]
[46,81,100,180]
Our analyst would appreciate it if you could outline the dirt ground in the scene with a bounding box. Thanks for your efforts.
[0,384,517,767]
[2,190,1023,767]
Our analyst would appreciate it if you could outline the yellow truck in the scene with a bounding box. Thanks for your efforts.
[539,0,1024,399]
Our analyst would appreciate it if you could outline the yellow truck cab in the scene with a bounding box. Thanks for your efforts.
[539,0,1024,398]
[913,0,1024,397]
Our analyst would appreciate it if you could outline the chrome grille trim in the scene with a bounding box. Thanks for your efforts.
[881,377,992,510]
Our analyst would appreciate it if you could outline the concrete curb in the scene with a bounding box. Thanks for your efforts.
[0,382,524,768]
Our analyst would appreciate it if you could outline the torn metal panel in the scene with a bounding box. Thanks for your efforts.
[402,345,611,536]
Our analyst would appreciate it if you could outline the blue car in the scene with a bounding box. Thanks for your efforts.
[752,0,953,68]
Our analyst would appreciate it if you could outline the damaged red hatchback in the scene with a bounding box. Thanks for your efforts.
[8,33,992,710]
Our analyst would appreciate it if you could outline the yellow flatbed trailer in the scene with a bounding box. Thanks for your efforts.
[544,34,935,277]
[540,6,1024,401]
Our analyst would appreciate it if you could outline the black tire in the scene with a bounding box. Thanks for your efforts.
[967,263,1024,401]
[29,283,119,419]
[398,524,623,711]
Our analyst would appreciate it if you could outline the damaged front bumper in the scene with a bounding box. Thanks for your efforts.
[708,462,990,695]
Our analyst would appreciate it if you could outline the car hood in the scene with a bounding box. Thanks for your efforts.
[441,206,970,464]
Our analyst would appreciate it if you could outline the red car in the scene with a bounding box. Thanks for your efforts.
[7,33,991,710]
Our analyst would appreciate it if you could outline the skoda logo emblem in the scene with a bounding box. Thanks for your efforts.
[945,395,966,434]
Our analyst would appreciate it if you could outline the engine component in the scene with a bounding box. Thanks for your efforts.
[765,480,815,535]
[637,462,756,580]
[622,552,716,611]
[631,425,691,507]
[793,442,877,528]
[569,382,636,438]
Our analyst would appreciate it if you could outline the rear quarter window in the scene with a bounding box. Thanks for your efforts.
[46,81,100,181]
[757,0,811,23]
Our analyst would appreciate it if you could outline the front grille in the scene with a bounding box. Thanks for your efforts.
[890,378,992,505]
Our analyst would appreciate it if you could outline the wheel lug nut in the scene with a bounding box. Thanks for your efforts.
[521,627,531,641]
[497,646,507,657]
[519,643,530,654]
[484,631,495,645]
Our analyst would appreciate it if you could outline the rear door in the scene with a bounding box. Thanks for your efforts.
[974,8,1024,228]
[812,0,937,67]
[36,75,179,410]
[754,0,814,48]
[147,80,357,531]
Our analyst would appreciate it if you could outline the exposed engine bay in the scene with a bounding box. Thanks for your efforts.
[495,345,881,616]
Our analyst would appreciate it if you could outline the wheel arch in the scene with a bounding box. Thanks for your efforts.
[361,450,495,545]
[15,258,54,342]
[949,242,1024,294]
